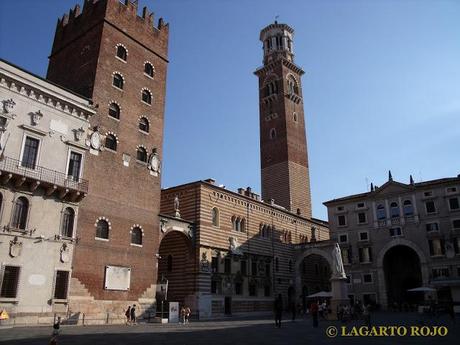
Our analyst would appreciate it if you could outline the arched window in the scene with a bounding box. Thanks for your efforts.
[287,75,299,95]
[235,217,241,231]
[116,45,127,61]
[139,117,149,133]
[232,216,237,231]
[108,103,120,119]
[377,204,386,220]
[113,73,124,89]
[105,134,117,151]
[403,200,414,216]
[61,207,75,237]
[390,202,400,218]
[144,63,154,77]
[131,227,142,245]
[266,80,277,96]
[11,196,29,229]
[96,219,109,239]
[136,146,147,162]
[142,89,152,104]
[167,254,173,272]
[240,218,246,233]
[293,112,298,122]
[211,207,219,227]
[270,128,276,140]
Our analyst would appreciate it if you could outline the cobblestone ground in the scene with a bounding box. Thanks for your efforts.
[0,312,458,345]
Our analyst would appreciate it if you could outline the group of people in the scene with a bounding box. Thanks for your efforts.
[125,304,137,325]
[180,306,191,324]
[337,300,372,325]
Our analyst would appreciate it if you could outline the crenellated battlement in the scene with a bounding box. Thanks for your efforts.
[56,0,168,34]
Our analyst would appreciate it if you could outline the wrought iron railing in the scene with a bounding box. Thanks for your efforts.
[0,156,88,193]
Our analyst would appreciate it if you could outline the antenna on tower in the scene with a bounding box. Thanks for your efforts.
[275,15,279,23]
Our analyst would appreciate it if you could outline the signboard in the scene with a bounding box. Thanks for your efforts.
[169,302,179,323]
[156,276,168,301]
[104,266,131,291]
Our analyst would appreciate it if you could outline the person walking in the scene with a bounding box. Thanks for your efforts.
[125,305,131,325]
[180,306,186,324]
[49,316,61,345]
[274,294,283,328]
[310,301,319,328]
[185,306,191,324]
[130,304,137,325]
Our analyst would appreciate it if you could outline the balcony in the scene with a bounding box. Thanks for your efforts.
[0,156,88,201]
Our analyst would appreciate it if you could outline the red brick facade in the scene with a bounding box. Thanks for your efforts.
[47,0,168,315]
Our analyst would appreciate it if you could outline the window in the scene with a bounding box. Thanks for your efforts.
[96,219,109,239]
[235,282,242,295]
[363,273,373,284]
[358,212,367,224]
[0,266,20,298]
[251,260,257,276]
[432,267,449,279]
[144,63,154,77]
[139,117,149,133]
[389,227,403,237]
[21,136,39,169]
[424,191,433,197]
[108,103,120,119]
[240,260,247,275]
[337,206,344,211]
[249,282,257,296]
[342,247,352,265]
[376,204,386,220]
[453,219,460,229]
[426,222,439,232]
[357,202,365,209]
[131,227,142,245]
[359,247,372,263]
[447,187,458,194]
[211,280,218,294]
[269,128,276,140]
[116,45,127,61]
[105,134,117,151]
[429,239,445,256]
[390,202,399,218]
[311,227,316,241]
[136,147,147,162]
[359,232,369,241]
[338,215,347,226]
[293,112,297,122]
[167,255,173,272]
[54,271,69,299]
[67,151,82,181]
[211,257,218,273]
[211,207,219,227]
[11,196,29,229]
[265,80,277,96]
[339,234,348,243]
[240,218,246,233]
[425,201,436,214]
[61,207,75,237]
[113,73,124,89]
[449,197,460,210]
[224,258,231,274]
[142,89,152,104]
[403,200,414,216]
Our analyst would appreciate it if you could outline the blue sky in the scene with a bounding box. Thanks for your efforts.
[1,0,459,220]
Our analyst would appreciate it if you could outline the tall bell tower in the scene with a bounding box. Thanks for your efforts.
[254,22,312,218]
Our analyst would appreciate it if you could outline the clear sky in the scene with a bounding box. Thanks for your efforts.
[1,0,459,220]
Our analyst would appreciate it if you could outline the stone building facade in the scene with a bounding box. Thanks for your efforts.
[0,59,95,324]
[160,181,329,318]
[45,0,168,321]
[324,173,460,310]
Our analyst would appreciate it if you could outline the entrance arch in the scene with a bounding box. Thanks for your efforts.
[376,238,428,309]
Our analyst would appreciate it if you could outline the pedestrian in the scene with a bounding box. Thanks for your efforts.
[130,304,137,325]
[180,306,186,324]
[274,294,283,328]
[185,306,191,324]
[52,316,61,336]
[363,304,371,327]
[125,305,131,325]
[310,301,319,328]
[291,301,296,321]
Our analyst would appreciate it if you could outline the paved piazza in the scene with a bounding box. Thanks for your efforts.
[0,313,458,345]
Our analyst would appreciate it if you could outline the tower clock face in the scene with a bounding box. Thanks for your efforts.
[90,132,101,150]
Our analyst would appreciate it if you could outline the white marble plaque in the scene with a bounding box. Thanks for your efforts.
[50,119,68,135]
[104,266,131,291]
[28,274,46,286]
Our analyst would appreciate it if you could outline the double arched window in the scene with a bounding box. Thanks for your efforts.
[265,80,278,97]
[11,196,29,229]
[231,216,246,232]
[61,207,75,238]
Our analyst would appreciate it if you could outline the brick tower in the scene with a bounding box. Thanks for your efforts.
[254,22,312,218]
[47,0,168,319]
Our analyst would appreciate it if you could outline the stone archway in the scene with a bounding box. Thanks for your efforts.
[376,238,428,309]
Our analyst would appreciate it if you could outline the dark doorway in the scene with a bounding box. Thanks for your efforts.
[383,245,422,307]
[300,254,331,294]
[224,296,232,315]
[288,286,295,311]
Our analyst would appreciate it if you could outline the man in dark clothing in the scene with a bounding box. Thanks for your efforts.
[274,294,283,328]
[130,304,137,325]
[310,301,319,328]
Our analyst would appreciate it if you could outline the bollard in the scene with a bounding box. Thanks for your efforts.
[82,313,85,326]
[106,312,109,324]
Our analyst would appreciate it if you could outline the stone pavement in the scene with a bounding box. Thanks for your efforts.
[0,312,458,345]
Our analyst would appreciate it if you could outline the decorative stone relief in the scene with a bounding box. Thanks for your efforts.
[148,148,161,176]
[30,110,43,126]
[229,236,243,255]
[73,127,85,141]
[2,98,16,114]
[60,243,70,263]
[200,251,210,272]
[9,236,22,257]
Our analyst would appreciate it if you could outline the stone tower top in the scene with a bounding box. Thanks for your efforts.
[259,21,295,65]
